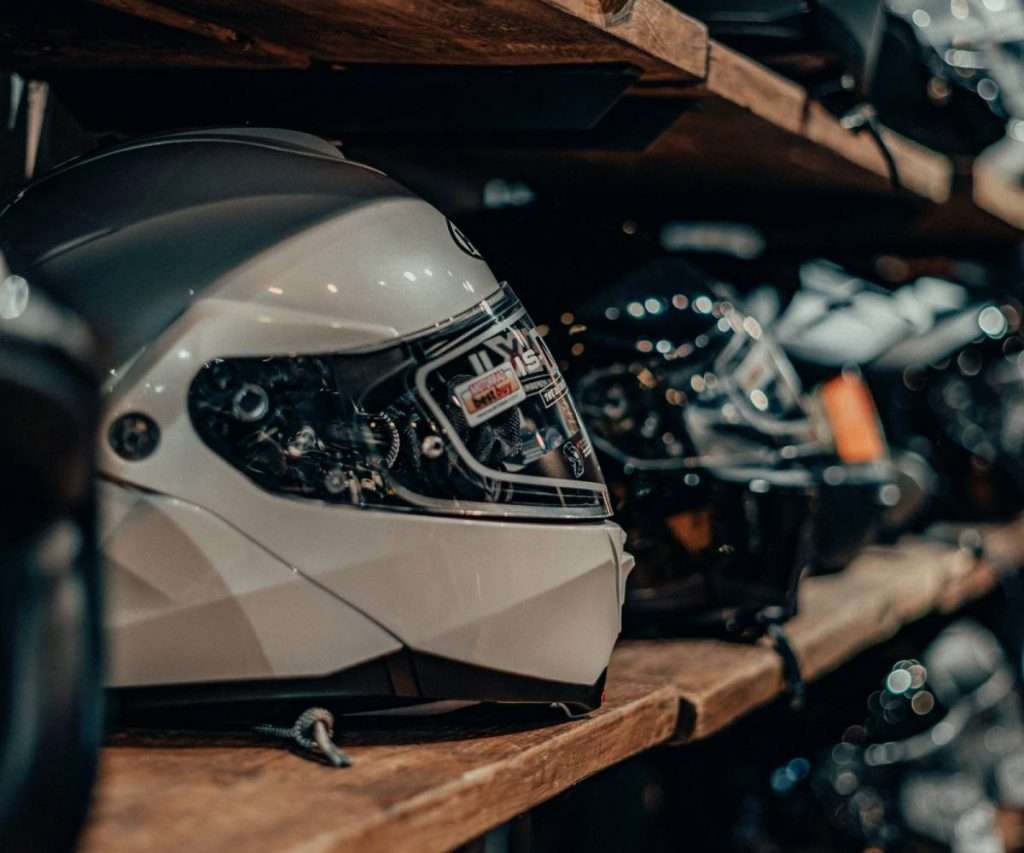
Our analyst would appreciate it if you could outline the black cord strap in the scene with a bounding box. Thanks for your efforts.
[254,707,352,767]
[840,103,902,192]
[766,623,806,711]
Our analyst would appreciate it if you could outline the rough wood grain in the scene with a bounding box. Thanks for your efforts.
[87,0,310,64]
[1,0,968,213]
[0,2,308,70]
[704,41,804,134]
[5,0,705,81]
[973,139,1024,230]
[79,526,1013,853]
[80,674,678,853]
[541,0,707,80]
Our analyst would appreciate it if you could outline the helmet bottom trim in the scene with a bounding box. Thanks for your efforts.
[109,651,607,727]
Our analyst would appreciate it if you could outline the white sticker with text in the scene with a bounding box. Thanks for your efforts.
[455,362,527,427]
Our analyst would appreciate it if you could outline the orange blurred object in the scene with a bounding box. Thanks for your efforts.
[666,508,713,553]
[820,373,887,463]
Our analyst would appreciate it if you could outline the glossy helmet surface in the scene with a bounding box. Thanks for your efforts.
[553,258,833,636]
[0,128,632,719]
[0,253,102,850]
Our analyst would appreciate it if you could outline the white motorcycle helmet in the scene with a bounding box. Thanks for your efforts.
[0,128,632,718]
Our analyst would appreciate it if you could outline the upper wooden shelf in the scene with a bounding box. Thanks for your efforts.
[4,0,707,80]
[973,139,1024,232]
[80,531,1008,853]
[699,43,951,204]
[3,0,1020,234]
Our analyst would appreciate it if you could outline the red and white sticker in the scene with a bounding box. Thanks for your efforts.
[455,362,527,427]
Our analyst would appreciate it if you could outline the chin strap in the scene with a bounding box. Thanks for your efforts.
[765,622,806,711]
[253,707,352,767]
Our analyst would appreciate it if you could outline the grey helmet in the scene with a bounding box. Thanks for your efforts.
[1,129,633,719]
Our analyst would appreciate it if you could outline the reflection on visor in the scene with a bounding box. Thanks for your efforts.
[576,303,826,473]
[188,285,610,519]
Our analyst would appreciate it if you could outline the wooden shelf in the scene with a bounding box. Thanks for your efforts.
[613,539,994,744]
[81,532,1007,853]
[702,43,951,204]
[8,0,1023,236]
[4,0,706,81]
[82,677,680,853]
[973,139,1024,232]
[1,0,1003,224]
[6,1,1024,234]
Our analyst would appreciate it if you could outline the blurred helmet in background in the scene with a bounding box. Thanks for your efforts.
[0,251,103,851]
[552,258,891,635]
[772,261,1024,526]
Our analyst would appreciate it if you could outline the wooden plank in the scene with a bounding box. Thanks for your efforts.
[612,538,994,743]
[703,41,805,133]
[7,0,707,81]
[354,41,955,208]
[80,674,678,853]
[80,527,1012,853]
[541,0,708,80]
[88,0,309,65]
[705,43,952,204]
[909,187,1024,249]
[0,2,309,70]
[2,0,964,211]
[973,139,1024,231]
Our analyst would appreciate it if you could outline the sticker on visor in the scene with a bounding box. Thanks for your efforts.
[455,362,527,427]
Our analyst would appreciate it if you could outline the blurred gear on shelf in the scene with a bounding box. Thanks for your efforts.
[0,250,103,851]
[549,257,892,636]
[876,0,1024,157]
[0,128,632,723]
[814,620,1023,851]
[769,260,1024,528]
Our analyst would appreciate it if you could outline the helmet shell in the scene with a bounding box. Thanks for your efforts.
[2,130,629,714]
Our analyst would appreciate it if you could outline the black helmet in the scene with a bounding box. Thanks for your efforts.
[808,370,896,572]
[745,261,905,566]
[553,258,844,636]
[667,0,885,112]
[872,0,1018,156]
[0,254,103,851]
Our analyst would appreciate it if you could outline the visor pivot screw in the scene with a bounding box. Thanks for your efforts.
[232,383,270,422]
[421,435,445,460]
[109,413,160,461]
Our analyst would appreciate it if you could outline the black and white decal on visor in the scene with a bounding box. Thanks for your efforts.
[415,300,607,512]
